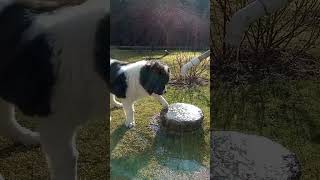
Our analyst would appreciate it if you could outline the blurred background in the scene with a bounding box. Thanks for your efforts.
[111,0,210,49]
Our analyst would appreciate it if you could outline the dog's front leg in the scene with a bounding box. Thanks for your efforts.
[0,99,40,145]
[40,116,79,180]
[122,101,135,128]
[152,94,169,108]
[110,94,122,108]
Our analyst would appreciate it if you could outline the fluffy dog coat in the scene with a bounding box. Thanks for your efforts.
[0,0,108,179]
[110,59,170,128]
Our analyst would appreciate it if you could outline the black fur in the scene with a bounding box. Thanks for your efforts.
[95,14,109,84]
[110,60,128,98]
[0,4,55,116]
[0,3,33,72]
[140,61,169,95]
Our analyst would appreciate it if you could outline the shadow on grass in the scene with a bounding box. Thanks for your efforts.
[110,125,129,152]
[0,143,39,158]
[111,151,152,179]
[110,125,151,179]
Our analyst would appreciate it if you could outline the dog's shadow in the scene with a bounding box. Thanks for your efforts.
[110,125,152,179]
[110,151,152,179]
[0,143,39,159]
[110,125,129,152]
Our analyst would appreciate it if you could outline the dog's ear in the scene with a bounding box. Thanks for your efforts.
[139,62,154,94]
[140,61,169,95]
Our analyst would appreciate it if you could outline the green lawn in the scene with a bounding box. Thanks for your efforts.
[213,80,320,179]
[110,49,210,179]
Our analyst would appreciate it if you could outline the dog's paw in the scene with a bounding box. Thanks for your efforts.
[125,121,135,128]
[115,103,123,108]
[163,103,169,108]
[161,102,169,110]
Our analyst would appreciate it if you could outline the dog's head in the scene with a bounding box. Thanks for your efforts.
[140,61,170,95]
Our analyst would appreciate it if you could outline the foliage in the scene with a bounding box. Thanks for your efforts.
[212,0,320,62]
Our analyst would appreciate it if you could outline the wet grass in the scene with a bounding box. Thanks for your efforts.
[213,80,320,179]
[110,49,210,179]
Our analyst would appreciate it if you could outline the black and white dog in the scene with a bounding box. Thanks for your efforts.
[110,58,170,128]
[0,0,108,179]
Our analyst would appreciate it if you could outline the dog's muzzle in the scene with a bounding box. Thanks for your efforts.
[155,87,167,95]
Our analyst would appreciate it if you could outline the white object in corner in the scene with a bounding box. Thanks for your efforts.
[225,0,289,47]
[181,50,210,77]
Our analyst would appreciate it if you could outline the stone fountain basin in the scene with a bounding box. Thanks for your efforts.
[160,103,204,135]
[211,131,301,179]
